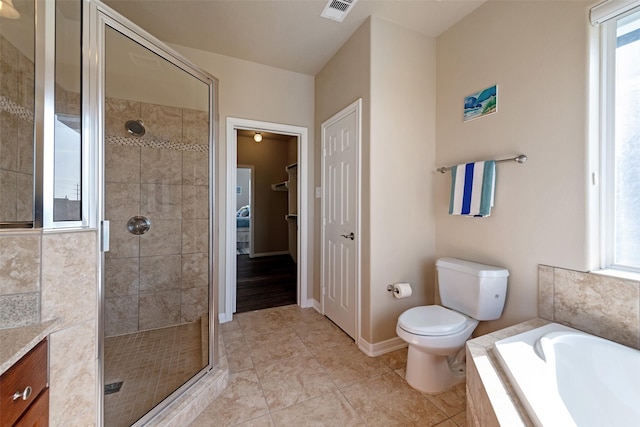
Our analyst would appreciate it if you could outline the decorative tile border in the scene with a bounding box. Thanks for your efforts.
[0,95,34,123]
[106,135,209,152]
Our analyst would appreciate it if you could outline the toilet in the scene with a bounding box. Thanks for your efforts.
[396,257,509,393]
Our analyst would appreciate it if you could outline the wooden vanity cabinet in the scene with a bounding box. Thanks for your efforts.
[0,339,49,427]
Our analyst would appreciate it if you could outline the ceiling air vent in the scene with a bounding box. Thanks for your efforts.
[321,0,358,23]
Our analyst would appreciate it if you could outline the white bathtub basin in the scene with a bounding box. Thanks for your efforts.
[494,323,640,427]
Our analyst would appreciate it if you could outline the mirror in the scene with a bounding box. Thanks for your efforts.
[0,0,35,227]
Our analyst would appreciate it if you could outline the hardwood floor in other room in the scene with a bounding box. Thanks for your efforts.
[236,254,296,313]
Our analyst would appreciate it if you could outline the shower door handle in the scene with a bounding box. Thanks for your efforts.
[101,220,110,252]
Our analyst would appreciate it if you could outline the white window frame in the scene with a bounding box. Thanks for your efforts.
[596,2,640,273]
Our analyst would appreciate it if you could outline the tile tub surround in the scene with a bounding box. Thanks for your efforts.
[466,318,549,427]
[189,305,467,427]
[104,96,210,337]
[538,265,640,349]
[0,230,41,329]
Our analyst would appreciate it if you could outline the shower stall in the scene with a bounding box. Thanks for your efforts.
[93,4,217,426]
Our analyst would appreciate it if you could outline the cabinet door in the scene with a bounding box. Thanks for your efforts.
[0,340,48,427]
[15,388,48,427]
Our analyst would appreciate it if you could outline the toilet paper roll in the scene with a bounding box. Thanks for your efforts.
[393,283,412,299]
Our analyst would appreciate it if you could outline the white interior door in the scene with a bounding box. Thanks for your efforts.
[322,99,361,339]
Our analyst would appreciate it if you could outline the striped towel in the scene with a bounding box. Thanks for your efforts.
[449,160,496,217]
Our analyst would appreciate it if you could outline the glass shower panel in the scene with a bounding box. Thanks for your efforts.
[102,25,210,427]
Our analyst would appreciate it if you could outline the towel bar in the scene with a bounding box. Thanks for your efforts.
[437,154,527,174]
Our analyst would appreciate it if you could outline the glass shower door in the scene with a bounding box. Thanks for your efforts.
[101,22,212,427]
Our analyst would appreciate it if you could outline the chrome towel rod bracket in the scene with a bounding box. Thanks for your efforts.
[437,154,527,174]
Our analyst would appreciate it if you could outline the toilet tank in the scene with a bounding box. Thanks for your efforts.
[436,257,509,321]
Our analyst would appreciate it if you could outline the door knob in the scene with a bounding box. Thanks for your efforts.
[341,232,355,240]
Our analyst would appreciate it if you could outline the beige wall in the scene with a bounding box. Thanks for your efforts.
[171,44,315,313]
[237,134,289,254]
[315,18,372,337]
[316,17,437,345]
[435,1,592,335]
[369,18,437,343]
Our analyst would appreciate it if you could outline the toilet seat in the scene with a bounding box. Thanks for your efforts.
[397,305,468,336]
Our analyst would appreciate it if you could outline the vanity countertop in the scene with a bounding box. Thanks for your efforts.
[0,319,59,376]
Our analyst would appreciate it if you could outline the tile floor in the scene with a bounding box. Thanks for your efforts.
[190,305,467,427]
[104,320,207,426]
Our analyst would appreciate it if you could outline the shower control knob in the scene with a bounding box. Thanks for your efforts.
[127,216,151,235]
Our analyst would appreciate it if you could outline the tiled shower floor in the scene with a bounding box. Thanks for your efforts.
[190,305,467,426]
[104,320,206,427]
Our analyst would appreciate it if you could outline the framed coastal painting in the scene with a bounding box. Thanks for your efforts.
[464,84,497,122]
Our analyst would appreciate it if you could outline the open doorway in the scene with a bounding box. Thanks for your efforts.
[235,131,297,313]
[223,118,309,322]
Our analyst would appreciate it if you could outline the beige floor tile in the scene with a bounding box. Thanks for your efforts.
[294,318,354,352]
[191,369,269,426]
[377,347,408,370]
[236,308,290,334]
[313,342,391,388]
[255,353,337,411]
[232,414,275,427]
[244,328,309,367]
[270,391,365,427]
[451,409,467,426]
[341,372,448,427]
[222,329,254,372]
[189,305,467,427]
[433,419,459,427]
[276,305,326,326]
[220,316,241,332]
[424,381,467,417]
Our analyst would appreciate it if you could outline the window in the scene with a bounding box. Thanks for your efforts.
[600,4,640,271]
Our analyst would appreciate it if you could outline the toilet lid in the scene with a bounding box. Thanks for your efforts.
[398,306,468,336]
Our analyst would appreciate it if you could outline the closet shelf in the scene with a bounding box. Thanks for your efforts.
[271,181,289,191]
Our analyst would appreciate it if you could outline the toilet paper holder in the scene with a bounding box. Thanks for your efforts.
[387,283,412,299]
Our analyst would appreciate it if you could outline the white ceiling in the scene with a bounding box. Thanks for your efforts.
[102,0,485,76]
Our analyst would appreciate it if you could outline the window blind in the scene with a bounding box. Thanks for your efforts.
[591,0,640,25]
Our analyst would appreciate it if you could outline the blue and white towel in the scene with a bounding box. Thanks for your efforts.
[449,160,496,217]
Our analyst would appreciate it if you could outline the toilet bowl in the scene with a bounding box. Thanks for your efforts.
[396,258,509,393]
[396,305,478,392]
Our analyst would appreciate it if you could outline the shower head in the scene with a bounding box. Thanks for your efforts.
[125,119,145,137]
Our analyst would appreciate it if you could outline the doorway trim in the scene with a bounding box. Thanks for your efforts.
[236,165,255,258]
[223,117,309,322]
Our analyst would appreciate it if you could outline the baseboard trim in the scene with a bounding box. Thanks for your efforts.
[250,251,289,258]
[358,336,407,357]
[218,312,232,323]
[311,299,321,313]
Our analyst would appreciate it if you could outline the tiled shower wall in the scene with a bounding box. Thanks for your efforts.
[538,265,640,349]
[103,97,210,337]
[0,34,34,222]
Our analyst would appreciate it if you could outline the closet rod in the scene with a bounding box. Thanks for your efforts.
[437,154,527,174]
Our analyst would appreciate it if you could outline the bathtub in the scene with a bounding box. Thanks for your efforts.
[493,323,640,427]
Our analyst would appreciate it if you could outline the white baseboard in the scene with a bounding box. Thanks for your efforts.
[250,251,288,258]
[358,336,407,357]
[218,312,232,323]
[311,299,322,313]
